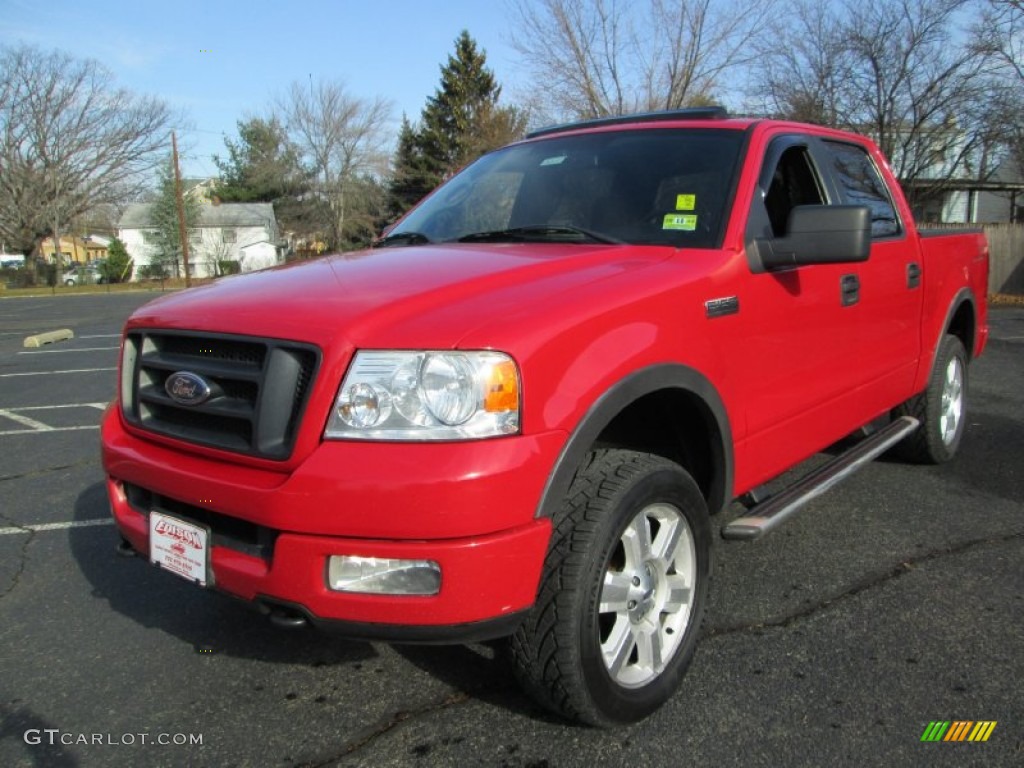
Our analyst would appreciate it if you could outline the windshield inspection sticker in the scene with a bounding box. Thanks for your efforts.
[663,213,698,231]
[675,194,696,211]
[540,155,567,166]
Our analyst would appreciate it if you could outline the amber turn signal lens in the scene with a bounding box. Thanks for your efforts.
[484,359,519,413]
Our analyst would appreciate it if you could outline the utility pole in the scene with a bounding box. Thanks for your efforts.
[171,131,192,287]
[52,133,62,289]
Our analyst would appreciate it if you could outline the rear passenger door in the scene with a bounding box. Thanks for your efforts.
[820,140,922,408]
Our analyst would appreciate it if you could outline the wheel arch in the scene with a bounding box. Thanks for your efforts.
[942,288,978,359]
[535,364,733,520]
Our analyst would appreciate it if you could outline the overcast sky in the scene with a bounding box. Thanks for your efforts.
[0,0,523,177]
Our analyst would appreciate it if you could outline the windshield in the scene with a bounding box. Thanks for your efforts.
[387,128,744,249]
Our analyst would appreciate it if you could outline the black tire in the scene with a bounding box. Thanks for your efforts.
[892,334,968,464]
[510,449,711,725]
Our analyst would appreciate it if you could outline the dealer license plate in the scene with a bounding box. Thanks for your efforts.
[149,511,210,587]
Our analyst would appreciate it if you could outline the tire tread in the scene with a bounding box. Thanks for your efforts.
[510,449,706,725]
[892,334,968,464]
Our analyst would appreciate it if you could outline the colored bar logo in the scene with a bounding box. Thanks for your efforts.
[921,721,997,742]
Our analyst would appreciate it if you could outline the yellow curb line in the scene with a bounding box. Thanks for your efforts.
[23,329,75,348]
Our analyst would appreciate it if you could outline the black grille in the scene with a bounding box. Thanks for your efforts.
[121,330,320,460]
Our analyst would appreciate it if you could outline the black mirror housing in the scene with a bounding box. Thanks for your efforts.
[759,205,871,269]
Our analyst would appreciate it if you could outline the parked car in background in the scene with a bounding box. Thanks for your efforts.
[63,264,105,285]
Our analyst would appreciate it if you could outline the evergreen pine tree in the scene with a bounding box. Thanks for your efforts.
[214,117,306,204]
[386,117,435,219]
[386,31,525,220]
[420,30,501,179]
[102,236,133,283]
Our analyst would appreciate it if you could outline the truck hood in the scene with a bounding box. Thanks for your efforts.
[127,242,675,349]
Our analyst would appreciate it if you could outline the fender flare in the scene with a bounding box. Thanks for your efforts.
[910,287,978,399]
[938,287,978,356]
[535,363,734,519]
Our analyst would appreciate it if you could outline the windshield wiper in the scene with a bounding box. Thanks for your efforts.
[456,225,623,245]
[373,231,433,248]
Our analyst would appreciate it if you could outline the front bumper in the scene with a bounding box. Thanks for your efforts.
[103,409,561,638]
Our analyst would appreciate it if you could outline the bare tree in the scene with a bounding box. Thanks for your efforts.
[277,79,392,249]
[975,1,1024,173]
[753,0,1003,208]
[753,0,853,125]
[977,0,1024,80]
[0,44,175,257]
[508,0,775,121]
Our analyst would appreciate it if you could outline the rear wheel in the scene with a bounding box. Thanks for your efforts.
[892,334,968,463]
[510,450,710,725]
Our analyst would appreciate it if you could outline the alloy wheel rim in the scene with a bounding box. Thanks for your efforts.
[940,356,964,446]
[597,503,696,688]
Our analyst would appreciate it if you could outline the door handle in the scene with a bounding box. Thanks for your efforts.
[841,274,860,306]
[907,262,921,289]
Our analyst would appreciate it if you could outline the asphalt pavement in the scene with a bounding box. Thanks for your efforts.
[0,292,1021,767]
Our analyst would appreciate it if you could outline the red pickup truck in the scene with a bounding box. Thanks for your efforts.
[102,108,989,725]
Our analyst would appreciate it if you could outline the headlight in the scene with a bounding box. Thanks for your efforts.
[325,351,520,440]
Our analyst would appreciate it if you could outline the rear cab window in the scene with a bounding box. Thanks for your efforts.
[822,141,902,238]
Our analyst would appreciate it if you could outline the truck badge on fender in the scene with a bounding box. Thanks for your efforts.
[705,296,740,318]
[165,371,212,406]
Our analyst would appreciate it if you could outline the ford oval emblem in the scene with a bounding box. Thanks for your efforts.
[165,371,212,406]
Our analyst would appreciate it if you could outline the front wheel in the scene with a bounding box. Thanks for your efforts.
[892,334,969,464]
[510,450,711,725]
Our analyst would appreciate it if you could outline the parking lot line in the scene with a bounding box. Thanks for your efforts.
[0,403,110,435]
[0,367,116,378]
[0,409,52,431]
[18,346,120,354]
[11,403,109,410]
[0,518,113,536]
[0,425,99,436]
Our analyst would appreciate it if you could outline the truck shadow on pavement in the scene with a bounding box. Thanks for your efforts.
[67,483,551,722]
[68,481,377,668]
[390,643,565,725]
[0,701,78,768]
[943,412,1024,505]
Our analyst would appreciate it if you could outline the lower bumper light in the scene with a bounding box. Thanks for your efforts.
[326,556,441,596]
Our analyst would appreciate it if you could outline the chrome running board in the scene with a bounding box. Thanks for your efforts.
[722,416,920,541]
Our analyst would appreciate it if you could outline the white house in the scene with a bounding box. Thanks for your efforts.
[885,127,1024,224]
[118,202,282,279]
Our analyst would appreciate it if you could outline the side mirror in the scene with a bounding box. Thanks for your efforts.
[759,205,871,269]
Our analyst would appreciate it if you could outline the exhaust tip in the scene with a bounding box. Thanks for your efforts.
[267,607,309,630]
[116,538,137,558]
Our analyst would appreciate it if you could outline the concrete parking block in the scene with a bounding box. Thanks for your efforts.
[23,329,74,348]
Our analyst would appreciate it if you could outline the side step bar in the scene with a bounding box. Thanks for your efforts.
[721,416,920,541]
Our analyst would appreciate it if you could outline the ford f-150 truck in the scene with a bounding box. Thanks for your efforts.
[102,108,989,725]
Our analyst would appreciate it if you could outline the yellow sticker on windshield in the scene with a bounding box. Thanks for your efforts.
[663,214,698,231]
[675,194,696,211]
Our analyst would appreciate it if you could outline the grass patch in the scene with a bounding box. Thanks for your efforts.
[0,278,214,298]
[989,293,1024,306]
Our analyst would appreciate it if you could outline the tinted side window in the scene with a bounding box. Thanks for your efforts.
[824,141,900,237]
